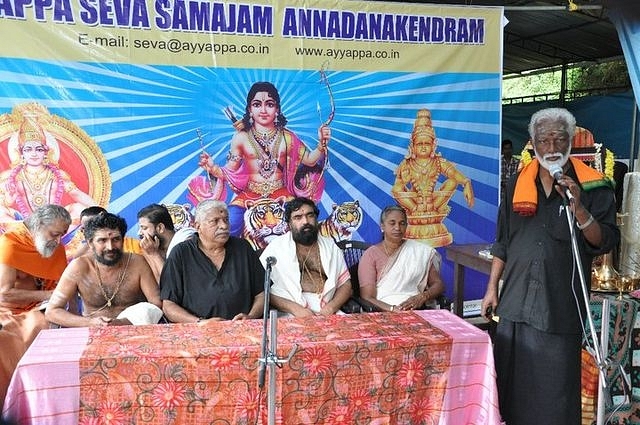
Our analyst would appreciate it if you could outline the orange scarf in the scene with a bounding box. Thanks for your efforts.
[0,223,68,313]
[513,157,613,216]
[0,223,67,281]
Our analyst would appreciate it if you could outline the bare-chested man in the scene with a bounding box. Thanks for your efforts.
[45,212,162,327]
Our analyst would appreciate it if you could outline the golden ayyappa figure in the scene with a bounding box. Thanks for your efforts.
[392,109,474,246]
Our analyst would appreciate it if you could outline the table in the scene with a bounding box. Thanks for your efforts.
[445,243,493,317]
[3,310,501,425]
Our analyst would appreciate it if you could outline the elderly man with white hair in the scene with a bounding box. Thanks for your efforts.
[481,108,619,425]
[0,204,71,407]
[159,200,265,323]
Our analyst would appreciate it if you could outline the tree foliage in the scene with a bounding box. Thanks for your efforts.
[567,61,630,92]
[503,60,630,101]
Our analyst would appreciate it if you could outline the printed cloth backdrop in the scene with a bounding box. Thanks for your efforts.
[0,0,503,299]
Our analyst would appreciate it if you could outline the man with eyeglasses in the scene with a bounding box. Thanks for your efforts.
[481,108,619,425]
[159,200,265,323]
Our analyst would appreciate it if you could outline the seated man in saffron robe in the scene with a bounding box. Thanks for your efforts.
[0,204,71,406]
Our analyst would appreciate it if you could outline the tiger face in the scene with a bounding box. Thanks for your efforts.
[319,200,363,242]
[165,203,194,231]
[243,197,289,250]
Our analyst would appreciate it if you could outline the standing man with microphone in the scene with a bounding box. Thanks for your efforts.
[481,108,619,425]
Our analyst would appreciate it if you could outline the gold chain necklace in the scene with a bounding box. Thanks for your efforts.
[250,127,278,148]
[21,167,51,189]
[248,129,281,179]
[94,253,131,308]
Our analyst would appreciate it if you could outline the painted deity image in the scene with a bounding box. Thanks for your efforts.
[392,109,475,246]
[0,103,110,228]
[192,81,332,249]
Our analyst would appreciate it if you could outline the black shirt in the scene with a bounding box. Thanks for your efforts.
[160,236,265,320]
[491,162,619,333]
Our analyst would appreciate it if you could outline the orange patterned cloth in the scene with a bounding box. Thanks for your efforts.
[581,348,598,425]
[78,312,453,424]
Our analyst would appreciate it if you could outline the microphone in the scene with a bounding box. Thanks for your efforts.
[266,256,277,266]
[548,164,574,202]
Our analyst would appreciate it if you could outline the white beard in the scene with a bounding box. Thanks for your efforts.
[535,144,571,172]
[34,232,58,258]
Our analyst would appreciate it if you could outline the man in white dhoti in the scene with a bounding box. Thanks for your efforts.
[259,197,352,317]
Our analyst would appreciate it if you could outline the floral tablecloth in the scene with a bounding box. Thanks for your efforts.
[78,312,452,424]
[3,310,501,425]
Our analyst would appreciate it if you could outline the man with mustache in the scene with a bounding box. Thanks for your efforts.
[45,212,162,327]
[159,200,265,322]
[136,203,196,281]
[259,197,352,317]
[71,206,143,259]
[0,204,71,406]
[481,108,619,425]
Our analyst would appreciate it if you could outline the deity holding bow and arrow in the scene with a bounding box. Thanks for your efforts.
[192,69,335,239]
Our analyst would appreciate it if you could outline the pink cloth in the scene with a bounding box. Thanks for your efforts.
[2,311,501,425]
[1,327,88,423]
[415,310,502,425]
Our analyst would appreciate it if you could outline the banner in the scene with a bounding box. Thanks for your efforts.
[0,0,503,295]
[609,0,640,112]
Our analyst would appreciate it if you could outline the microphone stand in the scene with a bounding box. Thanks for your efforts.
[257,259,297,425]
[562,200,609,425]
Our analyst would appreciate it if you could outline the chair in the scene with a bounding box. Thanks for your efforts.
[336,240,375,313]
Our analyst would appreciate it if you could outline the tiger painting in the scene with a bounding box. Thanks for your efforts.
[319,200,363,243]
[164,203,195,231]
[242,197,289,251]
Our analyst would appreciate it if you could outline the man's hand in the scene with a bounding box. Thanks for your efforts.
[318,305,337,316]
[481,294,498,322]
[140,234,160,255]
[108,318,132,326]
[88,316,113,327]
[139,234,160,255]
[197,317,224,324]
[293,307,316,317]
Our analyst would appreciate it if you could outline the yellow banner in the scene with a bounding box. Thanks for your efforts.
[0,0,502,72]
